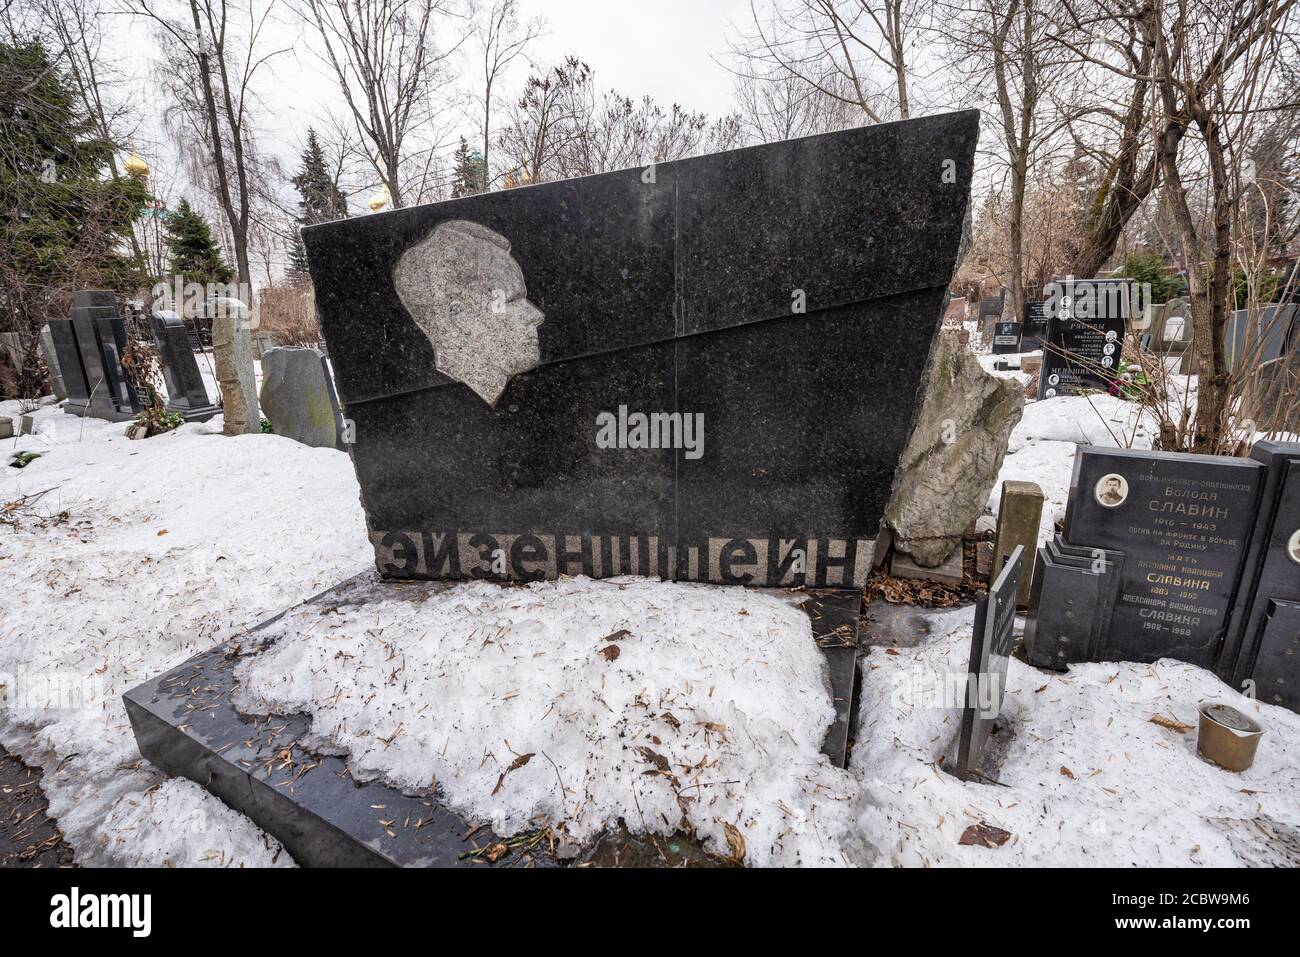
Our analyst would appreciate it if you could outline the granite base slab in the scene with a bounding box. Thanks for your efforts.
[124,573,860,867]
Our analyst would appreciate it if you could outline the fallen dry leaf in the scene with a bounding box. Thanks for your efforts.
[958,822,1012,848]
[636,746,670,772]
[484,842,509,863]
[598,644,620,662]
[490,752,535,795]
[723,823,747,864]
[1060,766,1075,779]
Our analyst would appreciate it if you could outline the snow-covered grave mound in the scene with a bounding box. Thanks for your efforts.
[234,575,858,866]
[0,404,371,865]
[854,609,1300,866]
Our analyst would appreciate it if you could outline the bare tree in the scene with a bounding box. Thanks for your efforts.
[727,0,925,125]
[1081,0,1296,451]
[732,60,864,142]
[474,0,542,189]
[497,57,743,185]
[133,0,286,293]
[300,0,466,208]
[940,0,1064,326]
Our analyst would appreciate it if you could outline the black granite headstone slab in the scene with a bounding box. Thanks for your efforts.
[65,291,142,421]
[953,545,1022,779]
[1022,538,1124,669]
[1062,446,1263,668]
[149,311,220,422]
[1022,300,1049,349]
[1220,442,1300,705]
[1037,278,1130,399]
[1253,600,1300,709]
[303,112,979,586]
[46,319,92,413]
[123,573,863,867]
[992,320,1023,354]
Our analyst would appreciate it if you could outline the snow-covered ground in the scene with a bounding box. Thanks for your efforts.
[1,392,1297,867]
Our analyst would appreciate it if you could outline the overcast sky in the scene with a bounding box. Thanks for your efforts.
[130,0,754,194]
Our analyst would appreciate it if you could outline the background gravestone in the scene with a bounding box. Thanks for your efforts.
[259,346,346,450]
[991,320,1022,354]
[1022,300,1049,350]
[150,310,220,422]
[952,544,1023,779]
[1037,278,1131,399]
[39,324,67,401]
[58,290,141,421]
[303,112,980,586]
[46,318,90,413]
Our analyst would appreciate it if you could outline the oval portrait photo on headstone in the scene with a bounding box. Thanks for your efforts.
[1094,472,1129,508]
[1289,528,1300,564]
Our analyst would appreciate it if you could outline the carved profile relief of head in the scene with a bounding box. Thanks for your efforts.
[394,219,544,407]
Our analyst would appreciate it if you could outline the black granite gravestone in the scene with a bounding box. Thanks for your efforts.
[953,544,1023,779]
[1037,279,1131,399]
[1022,300,1049,349]
[992,320,1023,354]
[1220,442,1300,708]
[1023,536,1123,668]
[149,310,220,422]
[1059,447,1262,668]
[62,291,142,421]
[47,318,91,413]
[302,112,979,586]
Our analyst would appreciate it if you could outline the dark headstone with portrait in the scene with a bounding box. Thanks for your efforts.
[300,112,980,586]
[1024,442,1300,715]
[991,321,1023,354]
[1036,279,1131,400]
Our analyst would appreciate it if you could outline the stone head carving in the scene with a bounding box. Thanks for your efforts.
[394,219,544,407]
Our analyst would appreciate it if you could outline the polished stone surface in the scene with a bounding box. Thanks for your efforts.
[1222,442,1300,706]
[1062,447,1262,667]
[59,291,141,421]
[303,113,980,586]
[149,311,219,422]
[123,574,861,867]
[46,319,89,411]
[953,544,1022,779]
[991,321,1022,354]
[1037,279,1130,399]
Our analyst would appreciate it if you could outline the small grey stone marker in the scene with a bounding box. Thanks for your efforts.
[258,346,346,450]
[211,302,260,436]
[0,417,12,439]
[39,324,67,401]
[992,480,1045,607]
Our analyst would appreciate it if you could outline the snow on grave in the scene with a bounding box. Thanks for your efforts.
[123,114,980,865]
